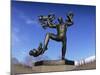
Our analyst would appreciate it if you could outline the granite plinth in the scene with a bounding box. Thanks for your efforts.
[32,60,75,72]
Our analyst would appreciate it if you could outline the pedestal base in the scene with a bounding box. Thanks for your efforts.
[32,60,75,73]
[34,59,74,66]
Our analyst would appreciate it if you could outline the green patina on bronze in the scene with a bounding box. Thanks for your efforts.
[29,12,74,60]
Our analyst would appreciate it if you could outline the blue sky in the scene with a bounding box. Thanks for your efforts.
[11,1,96,62]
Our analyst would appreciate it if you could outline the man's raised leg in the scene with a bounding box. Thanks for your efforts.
[42,33,58,54]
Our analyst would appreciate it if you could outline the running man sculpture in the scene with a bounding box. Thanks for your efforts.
[29,12,74,60]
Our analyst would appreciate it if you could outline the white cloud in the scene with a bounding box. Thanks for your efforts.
[14,8,38,25]
[26,19,37,25]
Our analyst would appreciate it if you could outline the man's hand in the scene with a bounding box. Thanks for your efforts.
[38,14,55,29]
[67,12,74,22]
[66,12,74,26]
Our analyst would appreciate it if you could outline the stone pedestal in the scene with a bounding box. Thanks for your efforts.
[32,60,75,73]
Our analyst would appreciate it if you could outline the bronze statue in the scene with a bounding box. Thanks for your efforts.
[29,12,74,60]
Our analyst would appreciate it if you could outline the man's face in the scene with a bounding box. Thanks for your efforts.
[58,17,63,24]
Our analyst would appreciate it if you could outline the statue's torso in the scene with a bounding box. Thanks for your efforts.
[57,24,67,38]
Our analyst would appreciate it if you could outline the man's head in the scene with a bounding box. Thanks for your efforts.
[58,17,63,24]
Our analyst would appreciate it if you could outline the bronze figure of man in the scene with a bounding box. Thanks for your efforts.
[29,12,74,60]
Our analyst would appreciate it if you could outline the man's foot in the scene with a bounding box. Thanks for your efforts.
[29,49,39,57]
[29,43,47,57]
[29,48,44,57]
